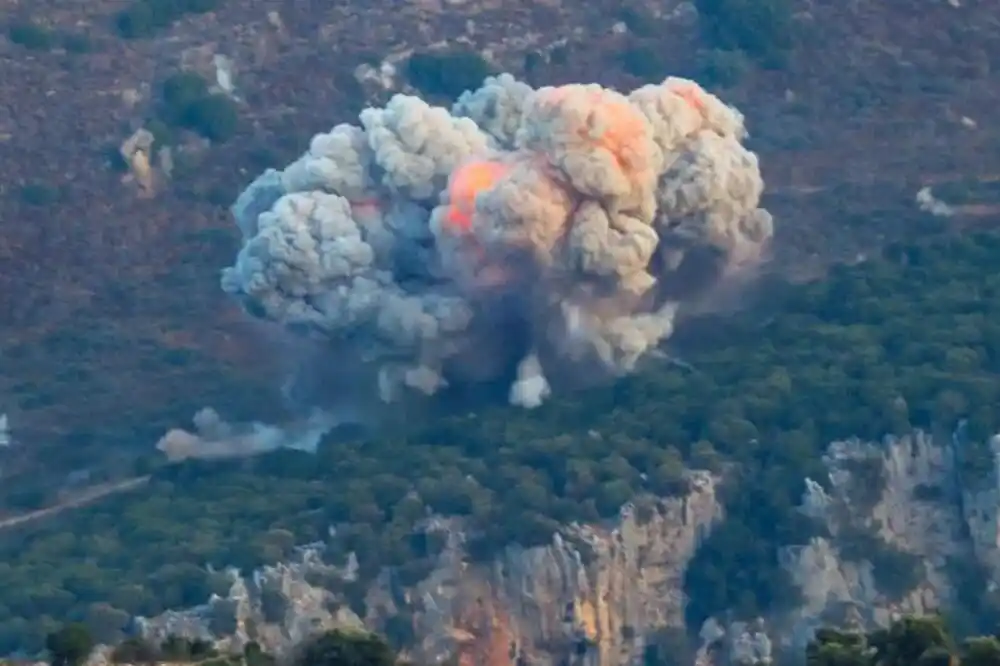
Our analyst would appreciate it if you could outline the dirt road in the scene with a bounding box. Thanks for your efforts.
[0,475,150,532]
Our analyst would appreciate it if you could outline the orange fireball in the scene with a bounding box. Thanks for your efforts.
[534,86,652,174]
[443,160,512,232]
[665,79,708,115]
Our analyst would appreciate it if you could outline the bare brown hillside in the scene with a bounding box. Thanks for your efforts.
[0,0,998,499]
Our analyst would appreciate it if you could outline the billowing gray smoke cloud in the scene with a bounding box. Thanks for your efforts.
[222,73,774,409]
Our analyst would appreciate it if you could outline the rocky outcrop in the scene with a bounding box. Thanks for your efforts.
[777,433,960,644]
[139,430,1000,665]
[770,430,1000,654]
[139,471,722,665]
[960,433,1000,582]
[138,547,366,657]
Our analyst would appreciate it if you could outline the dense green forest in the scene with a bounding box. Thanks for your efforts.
[3,229,1000,654]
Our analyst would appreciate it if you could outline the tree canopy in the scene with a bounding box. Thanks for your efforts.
[293,629,399,666]
[2,229,1000,653]
[808,615,1000,666]
[36,614,1000,666]
[46,623,94,666]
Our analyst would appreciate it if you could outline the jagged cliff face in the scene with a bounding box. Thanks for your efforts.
[140,472,722,665]
[777,433,962,651]
[139,433,1000,665]
[771,430,1000,657]
[397,472,721,666]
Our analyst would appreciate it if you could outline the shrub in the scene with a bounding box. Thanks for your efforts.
[698,48,750,88]
[618,6,658,38]
[110,637,158,664]
[46,624,94,666]
[619,43,670,82]
[404,49,494,100]
[114,0,220,39]
[19,182,60,206]
[695,0,794,67]
[61,32,93,54]
[523,50,545,77]
[293,630,397,666]
[839,527,923,600]
[870,543,923,600]
[843,455,888,510]
[158,72,239,143]
[114,3,158,39]
[8,21,53,50]
[182,94,239,142]
[161,71,210,122]
[549,44,570,65]
[145,118,176,150]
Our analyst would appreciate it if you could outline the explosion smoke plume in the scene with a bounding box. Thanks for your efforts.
[222,74,774,409]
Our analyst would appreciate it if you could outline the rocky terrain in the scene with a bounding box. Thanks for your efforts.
[131,428,1000,665]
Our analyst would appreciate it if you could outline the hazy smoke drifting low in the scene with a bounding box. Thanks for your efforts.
[156,408,336,462]
[222,73,774,409]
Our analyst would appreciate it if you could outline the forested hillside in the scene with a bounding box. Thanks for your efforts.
[3,227,1000,653]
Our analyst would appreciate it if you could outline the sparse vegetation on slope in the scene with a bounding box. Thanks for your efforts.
[2,227,1000,652]
[695,0,795,67]
[5,20,92,54]
[114,0,221,39]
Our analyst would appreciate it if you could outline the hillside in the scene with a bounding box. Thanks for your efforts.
[2,0,1000,660]
[1,0,1000,501]
[1,227,1000,660]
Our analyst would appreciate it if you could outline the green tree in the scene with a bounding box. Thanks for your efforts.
[869,616,953,666]
[155,71,239,142]
[7,21,53,50]
[83,602,130,645]
[46,623,95,666]
[806,628,870,666]
[182,94,239,142]
[111,636,159,664]
[294,629,398,666]
[161,72,210,117]
[962,636,1000,666]
[8,228,1000,655]
[596,479,634,517]
[690,440,723,472]
[404,50,494,100]
[245,641,277,666]
[619,44,670,82]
